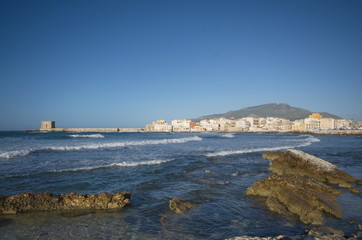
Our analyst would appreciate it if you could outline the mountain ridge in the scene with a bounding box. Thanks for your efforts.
[191,103,341,122]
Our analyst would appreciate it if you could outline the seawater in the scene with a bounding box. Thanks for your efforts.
[0,132,361,239]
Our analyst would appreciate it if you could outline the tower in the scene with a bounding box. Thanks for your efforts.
[40,121,55,130]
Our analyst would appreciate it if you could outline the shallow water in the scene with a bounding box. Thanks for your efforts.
[0,132,361,239]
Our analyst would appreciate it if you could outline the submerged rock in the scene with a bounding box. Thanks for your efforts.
[0,192,131,215]
[226,227,358,240]
[307,226,345,240]
[169,198,197,214]
[226,236,286,240]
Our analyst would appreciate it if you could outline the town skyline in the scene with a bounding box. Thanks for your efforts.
[1,1,362,130]
[3,102,362,131]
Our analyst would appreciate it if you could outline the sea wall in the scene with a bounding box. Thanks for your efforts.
[41,128,145,133]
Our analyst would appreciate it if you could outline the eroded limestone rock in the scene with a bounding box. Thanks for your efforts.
[0,192,131,215]
[246,174,342,225]
[263,150,361,193]
[246,150,362,225]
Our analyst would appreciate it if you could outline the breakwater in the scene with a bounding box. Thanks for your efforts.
[39,128,145,133]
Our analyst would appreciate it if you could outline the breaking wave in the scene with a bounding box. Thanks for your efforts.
[221,133,235,138]
[0,136,203,159]
[1,159,175,178]
[69,134,105,138]
[205,135,320,157]
[50,159,175,173]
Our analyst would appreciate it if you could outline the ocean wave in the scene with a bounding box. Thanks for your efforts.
[50,159,174,173]
[206,135,319,157]
[1,159,175,178]
[0,149,33,159]
[221,133,235,138]
[69,134,105,138]
[0,136,203,159]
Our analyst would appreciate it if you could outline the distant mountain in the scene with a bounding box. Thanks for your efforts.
[191,103,341,122]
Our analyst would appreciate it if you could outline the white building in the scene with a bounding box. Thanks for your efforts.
[335,119,352,129]
[200,120,213,131]
[320,118,335,130]
[235,118,250,130]
[146,120,172,132]
[304,118,321,130]
[171,120,191,132]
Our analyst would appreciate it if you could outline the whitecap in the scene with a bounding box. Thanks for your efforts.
[0,136,203,159]
[0,159,175,178]
[69,134,105,138]
[221,133,235,138]
[206,135,319,157]
[49,159,175,173]
[0,149,33,159]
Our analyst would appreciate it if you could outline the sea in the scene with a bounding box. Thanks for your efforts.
[0,132,361,239]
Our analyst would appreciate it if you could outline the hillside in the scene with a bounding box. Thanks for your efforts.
[192,103,341,122]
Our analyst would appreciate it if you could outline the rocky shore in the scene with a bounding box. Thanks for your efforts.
[1,149,361,239]
[0,192,131,214]
[237,149,362,240]
[246,150,361,225]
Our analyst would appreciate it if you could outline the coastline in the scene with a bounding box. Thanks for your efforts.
[16,128,362,136]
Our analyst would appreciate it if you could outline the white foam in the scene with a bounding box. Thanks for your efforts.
[205,135,320,157]
[50,159,175,173]
[69,134,105,138]
[221,133,235,138]
[0,149,33,159]
[0,136,203,159]
[1,159,175,178]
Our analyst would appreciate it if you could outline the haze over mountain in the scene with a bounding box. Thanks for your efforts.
[192,103,341,122]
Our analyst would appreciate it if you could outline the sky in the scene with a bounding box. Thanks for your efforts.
[1,0,362,130]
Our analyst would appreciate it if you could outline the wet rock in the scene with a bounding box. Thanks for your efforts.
[307,226,345,240]
[226,235,288,240]
[349,188,362,194]
[246,150,362,225]
[246,174,342,225]
[169,198,197,214]
[0,192,131,215]
[263,150,361,192]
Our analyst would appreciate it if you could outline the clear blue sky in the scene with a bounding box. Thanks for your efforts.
[1,0,361,130]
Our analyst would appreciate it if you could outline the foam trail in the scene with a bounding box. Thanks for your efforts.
[0,136,203,159]
[69,134,105,138]
[206,135,319,157]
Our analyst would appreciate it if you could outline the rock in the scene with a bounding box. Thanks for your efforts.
[0,192,131,215]
[359,224,362,231]
[246,174,342,225]
[247,150,362,225]
[263,150,361,188]
[307,226,345,240]
[349,188,362,194]
[226,235,289,240]
[169,198,197,214]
